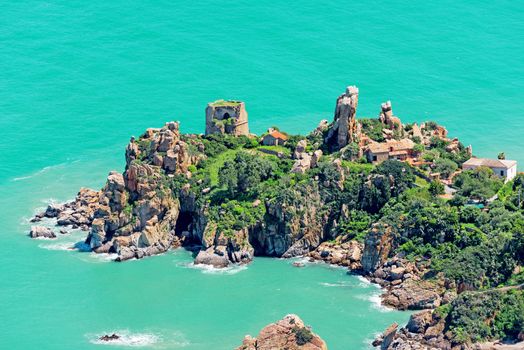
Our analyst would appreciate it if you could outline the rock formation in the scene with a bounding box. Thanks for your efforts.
[205,100,249,136]
[379,101,402,132]
[236,314,327,350]
[29,226,56,239]
[325,86,360,150]
[362,223,394,273]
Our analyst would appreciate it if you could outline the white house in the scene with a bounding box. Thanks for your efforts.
[462,158,518,182]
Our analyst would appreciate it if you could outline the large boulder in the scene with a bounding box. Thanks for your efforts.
[29,226,56,239]
[194,249,229,268]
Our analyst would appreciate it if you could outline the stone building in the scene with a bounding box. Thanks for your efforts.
[365,138,415,164]
[462,158,518,182]
[205,100,249,136]
[262,130,288,146]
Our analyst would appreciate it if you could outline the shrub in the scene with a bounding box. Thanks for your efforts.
[293,327,313,345]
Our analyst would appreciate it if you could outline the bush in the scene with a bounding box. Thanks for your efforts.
[293,327,313,345]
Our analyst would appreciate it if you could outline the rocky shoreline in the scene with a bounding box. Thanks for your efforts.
[28,86,524,349]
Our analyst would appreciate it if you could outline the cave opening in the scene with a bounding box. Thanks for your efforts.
[175,212,192,236]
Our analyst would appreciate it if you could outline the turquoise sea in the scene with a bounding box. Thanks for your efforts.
[1,1,523,349]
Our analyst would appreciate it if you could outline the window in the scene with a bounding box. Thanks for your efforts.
[373,155,377,161]
[500,170,504,176]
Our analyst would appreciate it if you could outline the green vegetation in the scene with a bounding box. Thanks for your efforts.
[209,99,242,107]
[293,327,314,345]
[133,116,524,345]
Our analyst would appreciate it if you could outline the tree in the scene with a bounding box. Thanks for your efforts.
[454,167,503,203]
[434,158,458,179]
[375,160,415,196]
[218,151,276,197]
[429,180,445,195]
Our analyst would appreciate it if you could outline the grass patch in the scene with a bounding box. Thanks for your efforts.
[207,149,240,186]
[342,161,374,174]
[257,145,291,157]
[415,176,430,188]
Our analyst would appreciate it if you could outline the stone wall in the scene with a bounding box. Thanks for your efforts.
[205,100,249,136]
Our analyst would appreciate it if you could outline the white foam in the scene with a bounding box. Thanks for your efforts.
[319,281,352,288]
[12,164,67,182]
[368,292,393,313]
[89,330,160,347]
[38,241,76,251]
[88,329,190,348]
[179,261,248,275]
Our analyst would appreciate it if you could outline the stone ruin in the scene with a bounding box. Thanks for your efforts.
[205,100,249,136]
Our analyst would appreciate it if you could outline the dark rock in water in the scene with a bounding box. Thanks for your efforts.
[99,334,120,342]
[59,229,68,235]
[29,226,56,239]
[44,204,63,218]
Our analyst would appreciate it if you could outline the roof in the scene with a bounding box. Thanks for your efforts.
[367,138,415,154]
[463,158,517,169]
[265,130,288,141]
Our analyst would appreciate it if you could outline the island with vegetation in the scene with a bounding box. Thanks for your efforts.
[30,86,523,349]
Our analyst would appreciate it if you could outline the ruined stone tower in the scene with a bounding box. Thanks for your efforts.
[205,100,249,136]
[325,86,359,150]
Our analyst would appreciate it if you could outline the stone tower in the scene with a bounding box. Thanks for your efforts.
[205,100,249,136]
[325,86,359,150]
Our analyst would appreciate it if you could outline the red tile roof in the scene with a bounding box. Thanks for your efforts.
[267,130,288,140]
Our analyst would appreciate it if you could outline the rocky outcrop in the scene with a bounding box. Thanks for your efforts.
[362,223,394,273]
[195,227,254,268]
[307,240,362,270]
[29,226,56,239]
[205,100,249,136]
[236,314,327,350]
[325,86,360,150]
[379,101,402,132]
[250,182,329,258]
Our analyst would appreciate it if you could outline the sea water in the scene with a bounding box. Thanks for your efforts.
[1,1,523,349]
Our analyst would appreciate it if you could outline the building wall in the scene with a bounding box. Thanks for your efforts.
[262,135,277,146]
[463,164,518,182]
[367,151,389,164]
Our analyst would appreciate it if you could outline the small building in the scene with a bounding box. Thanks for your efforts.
[365,138,415,164]
[262,130,288,146]
[462,158,518,182]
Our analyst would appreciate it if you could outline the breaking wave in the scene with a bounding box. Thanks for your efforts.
[89,330,160,347]
[179,261,248,275]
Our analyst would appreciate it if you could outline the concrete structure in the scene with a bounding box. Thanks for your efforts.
[205,100,249,136]
[462,158,518,182]
[262,130,288,146]
[365,138,415,164]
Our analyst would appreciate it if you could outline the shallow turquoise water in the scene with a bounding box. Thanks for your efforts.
[1,1,523,349]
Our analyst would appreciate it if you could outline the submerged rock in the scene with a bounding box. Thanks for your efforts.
[29,226,56,239]
[236,314,327,350]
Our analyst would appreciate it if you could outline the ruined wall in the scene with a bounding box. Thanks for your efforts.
[205,100,249,136]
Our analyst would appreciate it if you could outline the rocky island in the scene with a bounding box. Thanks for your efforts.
[30,86,524,349]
